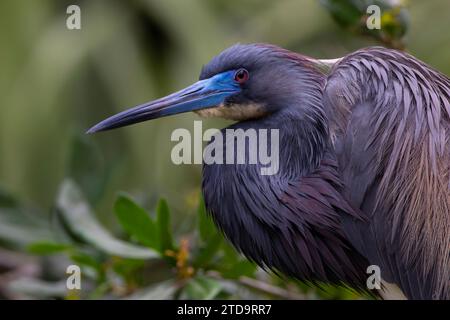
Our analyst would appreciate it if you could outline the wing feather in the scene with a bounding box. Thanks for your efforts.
[323,47,450,299]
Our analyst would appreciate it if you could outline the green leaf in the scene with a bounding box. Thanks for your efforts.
[70,252,106,283]
[198,196,216,242]
[320,0,362,27]
[70,252,103,272]
[321,0,409,49]
[0,206,55,248]
[0,186,54,248]
[56,179,160,260]
[181,276,222,300]
[156,199,174,252]
[114,194,159,250]
[27,241,72,255]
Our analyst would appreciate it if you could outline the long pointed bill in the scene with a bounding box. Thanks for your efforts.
[87,71,240,134]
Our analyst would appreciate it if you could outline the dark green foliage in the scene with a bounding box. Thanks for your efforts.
[2,174,365,299]
[156,199,175,253]
[321,0,409,49]
[0,140,380,293]
[115,194,160,250]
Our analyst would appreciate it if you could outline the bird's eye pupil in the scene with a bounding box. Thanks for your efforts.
[234,69,249,84]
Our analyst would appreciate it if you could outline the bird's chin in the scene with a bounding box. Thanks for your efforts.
[194,102,267,121]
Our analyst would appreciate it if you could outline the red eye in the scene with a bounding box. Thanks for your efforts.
[234,68,249,84]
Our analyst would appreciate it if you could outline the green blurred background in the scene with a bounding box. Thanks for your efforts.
[2,0,449,213]
[0,0,449,299]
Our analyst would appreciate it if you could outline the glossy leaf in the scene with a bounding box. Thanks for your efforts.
[27,241,72,255]
[70,252,103,273]
[156,199,174,252]
[114,194,159,250]
[56,180,159,260]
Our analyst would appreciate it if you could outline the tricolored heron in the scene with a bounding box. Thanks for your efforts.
[88,44,450,300]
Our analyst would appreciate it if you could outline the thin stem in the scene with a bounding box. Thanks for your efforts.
[206,271,306,300]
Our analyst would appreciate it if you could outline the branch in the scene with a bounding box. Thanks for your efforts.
[206,271,306,300]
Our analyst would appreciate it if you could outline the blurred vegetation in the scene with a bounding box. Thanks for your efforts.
[0,135,365,299]
[0,0,449,299]
[322,0,409,49]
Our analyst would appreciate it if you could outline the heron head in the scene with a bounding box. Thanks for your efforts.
[87,43,321,133]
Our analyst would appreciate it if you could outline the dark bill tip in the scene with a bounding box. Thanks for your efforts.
[86,71,241,134]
